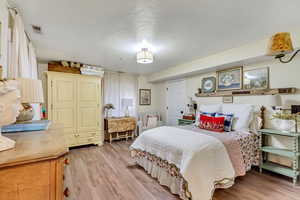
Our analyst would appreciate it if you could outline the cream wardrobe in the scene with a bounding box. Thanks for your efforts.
[46,71,103,147]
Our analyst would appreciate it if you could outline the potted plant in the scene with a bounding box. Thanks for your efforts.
[271,113,297,132]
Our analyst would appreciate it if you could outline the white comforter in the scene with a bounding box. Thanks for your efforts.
[130,126,235,200]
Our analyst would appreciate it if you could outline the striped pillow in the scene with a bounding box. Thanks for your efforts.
[215,113,234,132]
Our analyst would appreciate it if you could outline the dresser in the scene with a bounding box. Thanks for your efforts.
[0,125,69,200]
[104,117,136,143]
[46,71,103,147]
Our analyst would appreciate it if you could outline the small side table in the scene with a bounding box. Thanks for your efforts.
[104,117,136,143]
[258,129,300,185]
[178,119,195,126]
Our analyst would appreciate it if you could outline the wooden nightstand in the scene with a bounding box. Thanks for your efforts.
[258,129,300,185]
[178,119,195,126]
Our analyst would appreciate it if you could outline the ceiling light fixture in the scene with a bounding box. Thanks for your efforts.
[136,48,154,64]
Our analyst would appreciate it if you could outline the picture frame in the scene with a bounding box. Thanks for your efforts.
[223,96,233,103]
[139,89,151,105]
[243,67,269,90]
[201,77,216,93]
[217,67,243,91]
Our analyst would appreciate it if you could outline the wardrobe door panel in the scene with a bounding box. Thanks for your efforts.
[49,75,77,134]
[77,78,101,133]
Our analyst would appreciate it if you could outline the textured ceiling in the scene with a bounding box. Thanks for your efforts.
[9,0,300,74]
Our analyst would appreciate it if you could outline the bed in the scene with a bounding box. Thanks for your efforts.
[130,104,263,200]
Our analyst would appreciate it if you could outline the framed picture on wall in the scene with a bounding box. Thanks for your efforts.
[217,67,243,91]
[243,67,269,89]
[139,89,151,105]
[201,77,216,93]
[223,96,233,103]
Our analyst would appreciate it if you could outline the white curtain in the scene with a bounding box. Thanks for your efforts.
[8,10,40,120]
[8,10,31,78]
[104,71,138,117]
[28,42,38,79]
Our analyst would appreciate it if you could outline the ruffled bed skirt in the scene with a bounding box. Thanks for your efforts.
[132,150,236,200]
[135,156,191,200]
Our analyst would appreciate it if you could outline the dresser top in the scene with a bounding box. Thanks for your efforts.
[0,124,68,168]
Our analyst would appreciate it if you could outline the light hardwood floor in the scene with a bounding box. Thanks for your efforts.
[65,141,300,200]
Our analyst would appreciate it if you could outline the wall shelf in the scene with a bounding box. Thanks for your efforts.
[195,87,296,97]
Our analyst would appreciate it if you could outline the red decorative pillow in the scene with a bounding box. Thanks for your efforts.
[199,115,225,132]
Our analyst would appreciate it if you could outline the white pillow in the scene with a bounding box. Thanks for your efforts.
[146,116,158,129]
[222,104,254,131]
[199,104,222,113]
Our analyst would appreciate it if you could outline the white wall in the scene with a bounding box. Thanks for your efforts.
[149,29,300,83]
[155,56,300,166]
[137,75,161,114]
[0,0,9,78]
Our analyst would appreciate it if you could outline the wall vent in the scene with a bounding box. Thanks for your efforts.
[32,25,42,34]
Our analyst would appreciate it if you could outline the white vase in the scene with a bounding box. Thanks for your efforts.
[272,118,295,132]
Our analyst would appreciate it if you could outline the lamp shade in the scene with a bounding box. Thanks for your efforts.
[121,98,133,108]
[17,78,44,103]
[267,32,294,56]
[270,94,282,107]
[136,48,154,64]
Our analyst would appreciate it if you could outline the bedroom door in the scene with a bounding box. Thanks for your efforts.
[166,80,186,126]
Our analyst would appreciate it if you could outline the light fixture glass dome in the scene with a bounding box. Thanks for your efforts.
[136,48,154,64]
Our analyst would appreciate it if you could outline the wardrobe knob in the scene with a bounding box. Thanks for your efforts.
[64,187,70,197]
[64,158,70,165]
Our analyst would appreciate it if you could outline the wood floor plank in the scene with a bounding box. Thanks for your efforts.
[65,141,300,200]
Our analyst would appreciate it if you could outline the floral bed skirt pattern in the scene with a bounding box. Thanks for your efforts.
[131,150,235,200]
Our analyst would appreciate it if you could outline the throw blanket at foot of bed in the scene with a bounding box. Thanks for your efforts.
[130,126,235,200]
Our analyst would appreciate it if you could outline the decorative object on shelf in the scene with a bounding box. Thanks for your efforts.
[197,88,202,94]
[271,113,297,132]
[104,103,115,118]
[136,48,154,64]
[217,67,242,91]
[48,61,81,74]
[243,67,269,89]
[0,80,21,151]
[195,87,296,97]
[223,96,233,103]
[122,98,133,117]
[16,78,44,122]
[139,89,151,105]
[267,32,300,64]
[201,77,216,93]
[258,129,300,185]
[80,65,104,77]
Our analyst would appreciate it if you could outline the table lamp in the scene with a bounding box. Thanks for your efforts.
[16,78,44,122]
[270,94,282,111]
[122,98,133,117]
